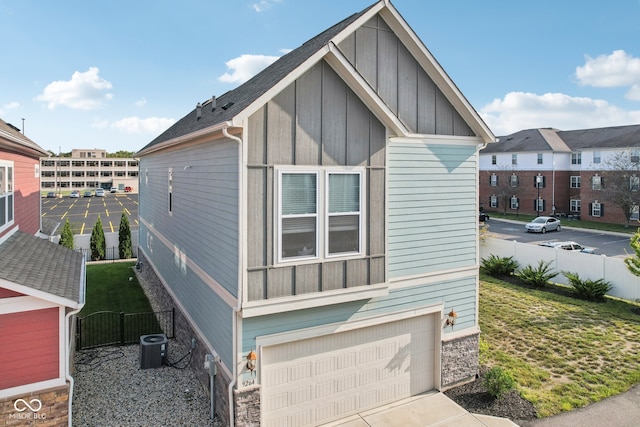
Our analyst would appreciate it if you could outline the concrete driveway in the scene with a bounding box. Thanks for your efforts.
[322,392,518,427]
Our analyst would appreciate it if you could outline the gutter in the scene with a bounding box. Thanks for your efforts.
[65,255,86,427]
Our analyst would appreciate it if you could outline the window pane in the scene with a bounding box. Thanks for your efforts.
[0,168,4,194]
[282,173,316,215]
[0,197,5,226]
[328,215,359,254]
[328,174,359,213]
[7,194,12,222]
[282,217,316,258]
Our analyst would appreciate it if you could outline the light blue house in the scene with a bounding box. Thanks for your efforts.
[136,1,495,425]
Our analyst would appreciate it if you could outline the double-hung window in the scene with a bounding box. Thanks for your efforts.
[278,168,363,262]
[0,161,14,230]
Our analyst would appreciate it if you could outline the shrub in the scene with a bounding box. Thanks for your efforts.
[90,216,106,261]
[59,218,74,249]
[481,254,519,277]
[484,366,516,399]
[517,260,558,288]
[563,271,613,302]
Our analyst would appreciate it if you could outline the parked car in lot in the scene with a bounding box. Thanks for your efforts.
[95,188,105,197]
[479,211,489,222]
[110,187,118,193]
[83,191,93,197]
[124,186,133,193]
[46,191,56,198]
[70,190,80,198]
[525,216,561,233]
[539,240,595,254]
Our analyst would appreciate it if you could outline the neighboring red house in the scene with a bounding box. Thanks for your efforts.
[0,118,85,425]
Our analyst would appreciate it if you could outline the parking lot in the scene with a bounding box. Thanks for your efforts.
[42,193,139,235]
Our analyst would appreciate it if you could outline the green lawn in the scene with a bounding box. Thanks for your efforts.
[81,262,153,315]
[480,273,640,417]
[78,262,162,348]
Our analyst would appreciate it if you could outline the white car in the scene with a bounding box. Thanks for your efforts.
[525,216,561,233]
[539,241,595,254]
[95,188,106,197]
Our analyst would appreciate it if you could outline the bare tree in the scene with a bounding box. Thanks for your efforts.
[600,150,640,227]
[488,165,520,215]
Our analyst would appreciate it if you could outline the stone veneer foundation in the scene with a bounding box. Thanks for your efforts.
[135,252,231,427]
[0,384,69,427]
[441,333,480,390]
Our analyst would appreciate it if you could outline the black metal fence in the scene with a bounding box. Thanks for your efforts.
[75,245,139,262]
[76,309,174,350]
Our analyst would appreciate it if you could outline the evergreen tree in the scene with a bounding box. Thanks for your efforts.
[625,228,640,277]
[59,218,75,249]
[118,211,133,259]
[90,216,106,261]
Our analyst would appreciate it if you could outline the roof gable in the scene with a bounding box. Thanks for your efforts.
[138,1,494,155]
[0,118,49,158]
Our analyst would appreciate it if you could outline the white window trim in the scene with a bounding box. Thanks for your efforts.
[592,202,602,217]
[275,166,365,265]
[0,160,14,232]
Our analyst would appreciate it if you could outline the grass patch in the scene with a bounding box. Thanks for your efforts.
[480,273,640,417]
[82,262,153,315]
[78,262,163,348]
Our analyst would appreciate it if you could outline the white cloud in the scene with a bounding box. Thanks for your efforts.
[135,97,147,107]
[576,50,640,100]
[480,91,640,135]
[0,101,20,115]
[218,54,280,84]
[252,0,282,12]
[111,116,175,134]
[36,67,113,110]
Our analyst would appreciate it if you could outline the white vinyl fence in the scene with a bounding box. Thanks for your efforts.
[481,237,640,302]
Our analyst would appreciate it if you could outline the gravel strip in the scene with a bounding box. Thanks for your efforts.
[73,342,220,426]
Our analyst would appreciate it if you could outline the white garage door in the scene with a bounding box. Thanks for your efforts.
[261,314,436,427]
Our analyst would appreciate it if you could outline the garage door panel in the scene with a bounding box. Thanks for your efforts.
[262,314,437,426]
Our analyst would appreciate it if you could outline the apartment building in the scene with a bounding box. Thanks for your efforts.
[40,148,139,193]
[479,124,640,225]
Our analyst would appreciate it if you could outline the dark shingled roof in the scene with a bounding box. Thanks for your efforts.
[138,2,378,154]
[0,230,84,305]
[558,124,640,150]
[483,124,640,154]
[481,129,554,153]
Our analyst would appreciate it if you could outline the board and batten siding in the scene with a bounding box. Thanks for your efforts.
[242,275,476,352]
[338,14,474,138]
[245,60,386,301]
[388,141,478,277]
[139,139,239,366]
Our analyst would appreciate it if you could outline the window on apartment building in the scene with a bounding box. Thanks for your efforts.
[631,206,639,221]
[593,151,601,164]
[168,168,173,214]
[72,161,85,167]
[537,153,543,164]
[570,199,581,212]
[592,175,602,190]
[631,149,640,163]
[42,160,54,167]
[490,195,498,208]
[590,202,603,217]
[570,176,581,188]
[101,161,112,167]
[512,154,517,165]
[631,176,640,191]
[510,196,519,210]
[534,175,545,188]
[535,198,545,212]
[571,152,582,165]
[277,168,363,262]
[0,161,14,229]
[510,174,519,187]
[491,155,497,165]
[490,174,498,187]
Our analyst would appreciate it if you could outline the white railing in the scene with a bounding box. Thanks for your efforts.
[481,237,640,302]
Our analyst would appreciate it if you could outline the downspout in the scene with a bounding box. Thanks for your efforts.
[223,127,243,427]
[65,255,86,427]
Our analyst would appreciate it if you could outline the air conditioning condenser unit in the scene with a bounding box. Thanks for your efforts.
[139,333,168,369]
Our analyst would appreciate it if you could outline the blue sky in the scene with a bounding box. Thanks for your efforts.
[1,0,640,154]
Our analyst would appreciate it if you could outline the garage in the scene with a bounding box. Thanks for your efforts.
[260,314,437,427]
